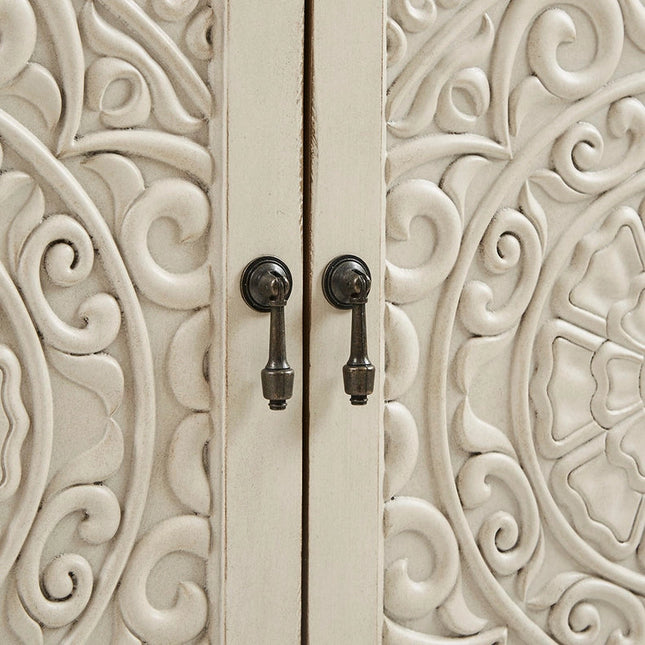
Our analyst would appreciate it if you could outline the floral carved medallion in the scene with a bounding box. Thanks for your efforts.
[383,1,645,643]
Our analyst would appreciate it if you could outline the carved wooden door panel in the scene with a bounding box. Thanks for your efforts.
[0,1,304,643]
[379,1,645,644]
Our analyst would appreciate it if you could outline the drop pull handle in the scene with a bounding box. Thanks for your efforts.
[323,255,375,405]
[241,257,294,410]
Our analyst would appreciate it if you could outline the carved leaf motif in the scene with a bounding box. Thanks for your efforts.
[453,330,515,393]
[80,1,205,134]
[387,15,494,138]
[529,169,587,204]
[45,419,124,498]
[453,399,516,458]
[383,617,508,645]
[384,401,419,499]
[48,349,124,416]
[0,64,62,130]
[438,576,489,636]
[440,154,490,221]
[82,153,145,233]
[528,571,587,611]
[384,303,419,401]
[509,75,562,138]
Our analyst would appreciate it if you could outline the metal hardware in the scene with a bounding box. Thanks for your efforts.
[322,255,375,405]
[241,256,294,410]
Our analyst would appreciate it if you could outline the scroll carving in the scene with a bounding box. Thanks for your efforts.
[0,1,217,642]
[385,0,645,643]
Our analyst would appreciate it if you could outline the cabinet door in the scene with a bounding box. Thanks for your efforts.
[306,1,385,643]
[0,2,303,643]
[311,1,645,644]
[382,2,645,644]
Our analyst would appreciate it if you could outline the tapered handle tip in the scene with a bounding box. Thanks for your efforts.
[262,366,294,410]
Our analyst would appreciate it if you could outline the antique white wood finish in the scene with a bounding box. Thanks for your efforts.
[0,1,303,643]
[382,2,645,645]
[8,2,645,645]
[221,0,303,643]
[306,1,385,643]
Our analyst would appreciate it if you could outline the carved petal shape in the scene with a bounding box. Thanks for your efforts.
[552,435,645,559]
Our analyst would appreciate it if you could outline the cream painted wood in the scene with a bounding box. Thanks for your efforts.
[306,1,385,643]
[0,1,303,643]
[0,1,215,641]
[382,2,645,645]
[220,0,304,643]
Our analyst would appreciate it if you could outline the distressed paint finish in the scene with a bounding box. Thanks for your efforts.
[222,0,304,642]
[0,0,304,643]
[0,1,215,641]
[306,0,386,643]
[383,1,645,644]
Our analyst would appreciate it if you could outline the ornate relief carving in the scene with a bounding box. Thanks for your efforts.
[0,1,216,642]
[384,1,645,643]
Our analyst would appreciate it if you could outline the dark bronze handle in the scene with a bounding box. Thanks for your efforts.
[323,255,375,405]
[241,257,294,410]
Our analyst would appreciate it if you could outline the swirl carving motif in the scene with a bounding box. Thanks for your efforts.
[385,1,645,643]
[0,1,216,643]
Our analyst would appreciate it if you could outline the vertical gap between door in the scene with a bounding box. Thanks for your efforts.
[302,0,314,642]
